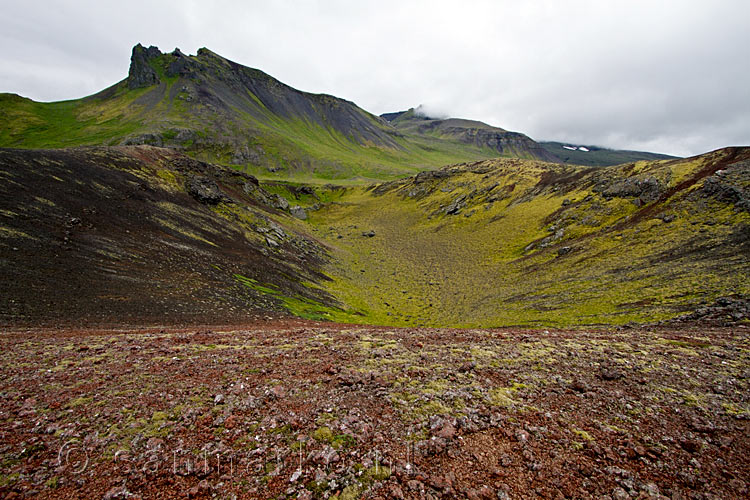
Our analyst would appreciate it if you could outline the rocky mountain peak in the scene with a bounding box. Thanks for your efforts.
[127,43,162,89]
[166,47,192,78]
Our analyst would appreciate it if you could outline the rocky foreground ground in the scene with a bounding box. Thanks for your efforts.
[0,322,748,500]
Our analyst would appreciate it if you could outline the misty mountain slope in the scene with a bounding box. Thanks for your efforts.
[383,107,561,163]
[301,147,749,327]
[0,44,548,184]
[383,107,678,167]
[0,146,341,326]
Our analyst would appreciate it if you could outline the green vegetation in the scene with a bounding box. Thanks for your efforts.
[573,428,595,441]
[299,149,749,327]
[311,426,334,443]
[233,274,339,321]
[0,88,149,148]
[311,426,356,449]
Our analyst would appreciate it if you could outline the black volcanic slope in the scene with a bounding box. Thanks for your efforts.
[0,146,338,326]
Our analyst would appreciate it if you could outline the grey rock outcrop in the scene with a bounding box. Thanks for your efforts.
[127,44,162,89]
[701,176,749,212]
[166,48,191,77]
[600,176,662,203]
[273,194,289,211]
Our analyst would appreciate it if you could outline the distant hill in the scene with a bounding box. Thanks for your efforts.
[540,141,677,166]
[382,107,561,163]
[382,107,678,167]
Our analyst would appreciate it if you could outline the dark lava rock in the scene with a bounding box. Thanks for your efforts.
[127,44,161,89]
[458,361,476,373]
[680,438,702,453]
[444,195,466,215]
[496,490,511,500]
[430,418,457,440]
[296,185,315,196]
[515,429,530,443]
[570,378,590,393]
[337,370,364,386]
[660,213,676,223]
[427,473,453,494]
[670,296,750,324]
[557,246,572,256]
[386,484,405,499]
[166,48,191,77]
[600,176,662,203]
[187,175,226,205]
[701,176,749,212]
[414,169,452,184]
[121,132,164,147]
[362,230,376,237]
[103,485,133,500]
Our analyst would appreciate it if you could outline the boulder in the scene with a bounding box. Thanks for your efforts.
[444,195,466,215]
[290,206,307,220]
[273,194,289,210]
[601,176,662,203]
[187,175,226,204]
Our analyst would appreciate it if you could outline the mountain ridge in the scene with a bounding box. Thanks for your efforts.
[0,43,562,183]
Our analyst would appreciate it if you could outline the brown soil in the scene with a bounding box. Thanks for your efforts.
[1,322,747,499]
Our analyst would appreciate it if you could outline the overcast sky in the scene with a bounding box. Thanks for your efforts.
[1,0,748,156]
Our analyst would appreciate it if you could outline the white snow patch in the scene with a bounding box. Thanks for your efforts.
[578,147,589,152]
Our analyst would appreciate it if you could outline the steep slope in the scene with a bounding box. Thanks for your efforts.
[0,45,517,183]
[301,147,750,327]
[540,141,677,166]
[384,107,561,163]
[0,146,340,326]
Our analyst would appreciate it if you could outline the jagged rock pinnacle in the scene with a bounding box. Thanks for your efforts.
[127,43,162,89]
[166,48,190,78]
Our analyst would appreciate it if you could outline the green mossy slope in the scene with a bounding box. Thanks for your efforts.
[0,145,746,327]
[300,148,749,327]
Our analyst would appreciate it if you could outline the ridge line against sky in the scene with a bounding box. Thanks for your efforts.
[1,0,749,156]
